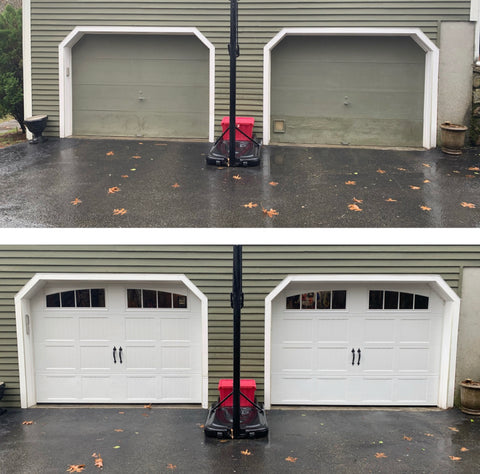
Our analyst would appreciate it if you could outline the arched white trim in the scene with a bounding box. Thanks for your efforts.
[264,274,459,410]
[15,273,209,409]
[263,27,439,148]
[59,26,215,141]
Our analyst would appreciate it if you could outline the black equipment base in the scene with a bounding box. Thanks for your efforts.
[206,136,262,167]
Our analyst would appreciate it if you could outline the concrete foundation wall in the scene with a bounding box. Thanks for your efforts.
[437,21,475,138]
[455,267,480,404]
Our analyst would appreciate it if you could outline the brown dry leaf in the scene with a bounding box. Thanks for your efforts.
[460,447,469,452]
[108,186,120,194]
[424,433,434,437]
[468,166,480,171]
[345,180,356,185]
[138,142,144,145]
[220,439,229,443]
[385,198,397,202]
[348,204,362,212]
[285,456,298,463]
[198,424,204,429]
[121,175,129,178]
[118,411,125,415]
[92,453,103,469]
[465,175,475,178]
[241,449,252,456]
[397,167,407,171]
[106,151,114,156]
[233,175,242,180]
[114,429,124,432]
[71,198,82,206]
[409,185,420,190]
[375,453,387,459]
[66,465,85,473]
[243,202,258,208]
[262,208,279,218]
[144,403,152,409]
[167,464,177,470]
[449,456,461,461]
[353,197,363,203]
[420,205,431,211]
[142,413,149,417]
[22,420,34,425]
[448,427,459,432]
[269,181,279,186]
[453,170,461,174]
[461,202,476,208]
[403,435,412,441]
[424,179,431,183]
[423,163,431,168]
[171,183,180,188]
[113,208,127,216]
[131,155,141,159]
[377,169,386,174]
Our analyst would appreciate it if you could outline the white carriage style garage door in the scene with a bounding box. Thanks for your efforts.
[270,281,446,406]
[30,281,202,403]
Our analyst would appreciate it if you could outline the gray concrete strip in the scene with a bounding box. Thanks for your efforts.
[0,138,479,227]
[0,407,478,473]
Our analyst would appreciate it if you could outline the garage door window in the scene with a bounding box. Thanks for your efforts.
[46,289,105,308]
[368,290,429,310]
[127,289,187,309]
[286,290,347,310]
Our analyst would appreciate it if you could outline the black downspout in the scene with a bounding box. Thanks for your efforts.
[231,245,243,438]
[228,0,239,167]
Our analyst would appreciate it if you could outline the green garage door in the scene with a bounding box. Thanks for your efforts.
[271,36,425,147]
[72,34,209,139]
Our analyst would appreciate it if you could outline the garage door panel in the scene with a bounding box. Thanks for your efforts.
[273,345,313,371]
[398,348,431,373]
[79,344,111,370]
[317,347,350,372]
[317,318,349,343]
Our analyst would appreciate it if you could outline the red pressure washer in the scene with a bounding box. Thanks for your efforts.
[205,0,262,167]
[204,246,268,439]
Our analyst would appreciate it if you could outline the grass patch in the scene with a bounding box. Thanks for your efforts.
[0,130,26,148]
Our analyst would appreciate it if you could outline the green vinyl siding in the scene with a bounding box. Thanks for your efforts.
[1,244,480,407]
[29,1,471,137]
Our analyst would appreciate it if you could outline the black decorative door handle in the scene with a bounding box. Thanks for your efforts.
[113,346,117,363]
[357,348,361,366]
[119,347,123,364]
[351,348,355,365]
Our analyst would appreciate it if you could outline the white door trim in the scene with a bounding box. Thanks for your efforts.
[15,273,209,408]
[264,274,459,409]
[263,27,439,148]
[58,26,215,141]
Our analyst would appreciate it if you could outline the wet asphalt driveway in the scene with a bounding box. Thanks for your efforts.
[1,407,479,473]
[0,138,479,227]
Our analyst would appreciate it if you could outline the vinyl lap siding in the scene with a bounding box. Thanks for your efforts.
[1,245,480,407]
[29,1,471,137]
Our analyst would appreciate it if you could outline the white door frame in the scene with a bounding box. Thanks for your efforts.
[58,26,215,141]
[263,27,439,148]
[15,273,209,408]
[264,274,460,409]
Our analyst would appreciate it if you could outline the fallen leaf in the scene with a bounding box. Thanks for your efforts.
[285,456,298,463]
[424,179,431,183]
[113,446,120,449]
[138,142,143,145]
[131,155,141,159]
[403,435,412,441]
[92,453,103,469]
[269,181,279,186]
[353,197,363,203]
[241,449,252,456]
[468,166,480,171]
[243,202,258,208]
[448,427,459,432]
[262,208,279,217]
[460,447,469,452]
[425,433,434,437]
[167,464,177,470]
[385,198,397,202]
[121,175,129,178]
[144,403,152,409]
[465,175,475,178]
[409,185,420,190]
[108,186,120,194]
[171,183,180,188]
[461,202,476,208]
[348,203,362,212]
[113,208,127,216]
[449,456,461,461]
[142,413,149,417]
[345,180,356,185]
[420,205,431,211]
[220,439,229,443]
[198,424,204,429]
[397,167,406,171]
[70,198,82,206]
[66,465,85,473]
[453,170,461,174]
[375,453,387,458]
[423,163,431,168]
[377,169,386,174]
[130,168,136,171]
[106,151,114,156]
[22,420,33,425]
[114,429,124,432]
[233,175,242,180]
[118,412,125,415]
